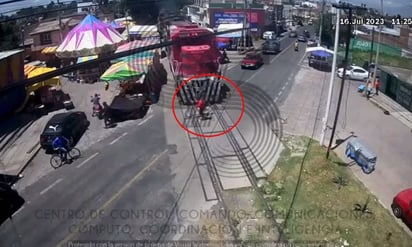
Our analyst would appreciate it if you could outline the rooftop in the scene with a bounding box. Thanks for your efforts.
[362,25,401,36]
[29,18,81,35]
[380,65,412,86]
[0,49,24,61]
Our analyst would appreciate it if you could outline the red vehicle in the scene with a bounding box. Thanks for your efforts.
[158,13,225,105]
[391,188,412,226]
[241,52,264,70]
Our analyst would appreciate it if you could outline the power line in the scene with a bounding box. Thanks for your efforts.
[0,0,166,23]
[326,2,367,159]
[0,0,24,6]
[0,27,248,93]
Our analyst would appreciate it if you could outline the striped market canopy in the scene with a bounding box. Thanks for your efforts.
[41,46,58,54]
[77,55,98,63]
[100,61,147,81]
[116,39,159,53]
[24,65,37,76]
[112,50,155,63]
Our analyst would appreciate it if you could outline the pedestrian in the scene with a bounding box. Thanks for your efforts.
[196,97,206,120]
[104,81,109,91]
[366,81,372,99]
[102,102,112,128]
[375,78,381,95]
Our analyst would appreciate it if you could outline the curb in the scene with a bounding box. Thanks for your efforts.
[17,144,41,175]
[369,98,390,113]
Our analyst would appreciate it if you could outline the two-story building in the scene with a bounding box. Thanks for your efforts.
[29,15,84,61]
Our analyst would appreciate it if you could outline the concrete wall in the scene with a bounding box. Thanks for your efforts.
[358,27,410,49]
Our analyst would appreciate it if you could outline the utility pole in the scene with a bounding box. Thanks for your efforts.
[326,2,367,159]
[367,27,375,78]
[126,10,130,42]
[319,7,340,147]
[58,0,62,42]
[318,0,325,46]
[243,0,248,50]
[370,0,384,94]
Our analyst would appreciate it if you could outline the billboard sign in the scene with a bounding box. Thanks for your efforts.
[213,13,244,27]
[213,12,258,30]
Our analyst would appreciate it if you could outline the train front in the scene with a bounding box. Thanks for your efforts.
[169,26,227,105]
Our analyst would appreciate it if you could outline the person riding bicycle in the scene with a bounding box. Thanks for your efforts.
[52,136,70,162]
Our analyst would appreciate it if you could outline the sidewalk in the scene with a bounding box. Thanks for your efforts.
[0,110,65,175]
[369,93,412,130]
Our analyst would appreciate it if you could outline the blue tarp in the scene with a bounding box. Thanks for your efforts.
[311,50,332,57]
[217,42,228,49]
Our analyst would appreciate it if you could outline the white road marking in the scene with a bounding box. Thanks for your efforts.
[56,149,169,247]
[246,67,265,82]
[282,85,286,91]
[76,152,99,168]
[109,132,128,145]
[274,96,279,102]
[40,178,63,195]
[270,41,294,63]
[138,114,154,126]
[285,81,289,85]
[299,52,306,64]
[278,91,283,96]
[227,64,236,70]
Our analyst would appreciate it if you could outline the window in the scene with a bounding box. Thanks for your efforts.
[40,32,52,45]
[353,69,365,73]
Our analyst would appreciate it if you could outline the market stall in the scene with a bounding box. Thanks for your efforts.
[55,14,125,83]
[22,67,66,113]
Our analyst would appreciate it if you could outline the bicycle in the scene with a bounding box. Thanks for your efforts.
[50,146,81,169]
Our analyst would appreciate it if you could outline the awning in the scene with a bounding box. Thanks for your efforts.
[24,65,37,76]
[77,55,98,64]
[27,67,60,92]
[41,46,58,54]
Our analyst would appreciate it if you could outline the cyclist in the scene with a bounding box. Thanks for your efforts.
[52,136,70,162]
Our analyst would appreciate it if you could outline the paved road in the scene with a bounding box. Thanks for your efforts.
[0,29,312,245]
[224,30,309,106]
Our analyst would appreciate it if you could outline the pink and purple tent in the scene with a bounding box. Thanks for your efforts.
[56,14,125,58]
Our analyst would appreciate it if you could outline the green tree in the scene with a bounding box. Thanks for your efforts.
[0,22,20,51]
[120,0,191,24]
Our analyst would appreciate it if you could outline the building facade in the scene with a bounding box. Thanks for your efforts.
[28,16,84,61]
[379,65,412,112]
[0,50,26,117]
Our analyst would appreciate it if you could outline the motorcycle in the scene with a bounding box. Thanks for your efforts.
[91,95,103,119]
[92,103,103,119]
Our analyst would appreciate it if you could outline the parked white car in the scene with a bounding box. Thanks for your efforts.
[337,65,369,81]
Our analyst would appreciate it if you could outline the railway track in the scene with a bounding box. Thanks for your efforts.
[209,104,286,242]
[159,99,287,241]
[182,105,240,240]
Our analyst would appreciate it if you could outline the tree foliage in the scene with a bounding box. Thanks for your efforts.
[316,13,352,48]
[0,22,19,51]
[120,0,191,24]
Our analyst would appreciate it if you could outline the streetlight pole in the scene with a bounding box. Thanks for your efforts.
[319,7,340,147]
[326,2,367,159]
[370,0,384,94]
[318,0,325,46]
